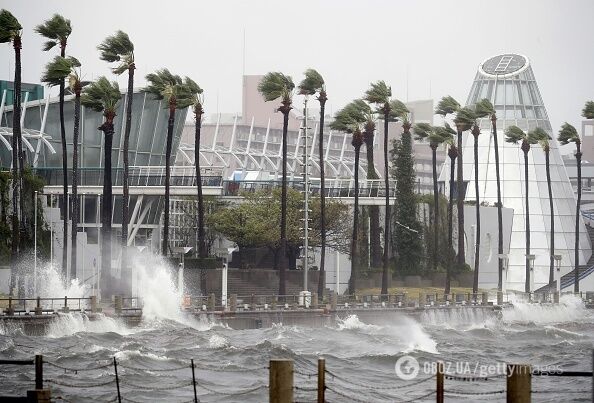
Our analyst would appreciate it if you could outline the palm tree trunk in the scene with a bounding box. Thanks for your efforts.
[575,143,582,292]
[279,102,291,297]
[14,37,25,251]
[431,145,439,275]
[350,144,361,295]
[121,65,135,290]
[101,120,114,296]
[473,132,480,294]
[446,150,456,294]
[491,116,504,292]
[545,148,555,287]
[381,109,390,295]
[522,144,531,293]
[59,43,68,282]
[71,90,81,282]
[162,102,176,256]
[195,107,206,293]
[364,127,382,268]
[456,130,465,268]
[317,94,327,298]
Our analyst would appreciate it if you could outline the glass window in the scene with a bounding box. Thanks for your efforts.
[494,82,505,104]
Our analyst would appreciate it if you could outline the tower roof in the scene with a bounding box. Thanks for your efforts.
[479,54,529,78]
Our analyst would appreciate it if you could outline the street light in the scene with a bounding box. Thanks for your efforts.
[526,254,536,299]
[553,254,562,299]
[215,246,238,308]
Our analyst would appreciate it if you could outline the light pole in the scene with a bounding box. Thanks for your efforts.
[215,246,238,308]
[300,97,311,292]
[527,254,536,300]
[554,254,562,301]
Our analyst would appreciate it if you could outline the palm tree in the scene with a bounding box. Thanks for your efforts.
[505,125,543,293]
[470,120,481,295]
[443,129,457,294]
[583,101,594,120]
[98,30,135,286]
[413,123,450,275]
[0,9,22,295]
[474,99,504,292]
[35,14,72,280]
[330,102,366,294]
[258,72,295,296]
[298,69,327,298]
[143,69,196,257]
[41,55,85,281]
[81,77,121,296]
[558,122,582,292]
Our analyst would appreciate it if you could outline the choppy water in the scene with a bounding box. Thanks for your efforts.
[1,262,593,402]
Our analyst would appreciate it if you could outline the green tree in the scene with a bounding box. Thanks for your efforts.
[142,69,197,256]
[35,14,72,280]
[81,77,121,296]
[583,101,594,119]
[98,30,135,285]
[298,68,327,298]
[558,122,582,292]
[0,9,23,295]
[505,125,545,293]
[258,72,295,296]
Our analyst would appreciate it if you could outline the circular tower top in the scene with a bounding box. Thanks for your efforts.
[478,54,529,78]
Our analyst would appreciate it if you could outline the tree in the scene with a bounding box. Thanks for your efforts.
[258,72,295,296]
[81,77,121,297]
[441,125,457,294]
[298,68,327,298]
[41,55,85,281]
[142,69,196,256]
[474,98,504,292]
[35,14,72,281]
[413,123,451,275]
[330,101,367,294]
[505,125,544,293]
[98,30,135,288]
[0,9,22,296]
[558,122,582,292]
[583,101,594,119]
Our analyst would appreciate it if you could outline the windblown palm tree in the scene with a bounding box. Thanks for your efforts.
[35,14,72,280]
[413,123,450,275]
[330,102,366,295]
[41,55,85,281]
[143,69,196,257]
[98,30,135,285]
[558,122,582,292]
[583,101,594,120]
[258,72,295,296]
[505,125,544,293]
[298,69,327,298]
[81,77,120,296]
[442,126,458,294]
[0,9,22,295]
[470,119,481,295]
[474,99,504,292]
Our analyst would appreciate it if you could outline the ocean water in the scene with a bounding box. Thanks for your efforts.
[1,260,593,402]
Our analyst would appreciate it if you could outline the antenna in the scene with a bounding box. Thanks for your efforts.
[242,28,246,77]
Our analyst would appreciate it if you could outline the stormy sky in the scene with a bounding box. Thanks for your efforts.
[1,0,593,143]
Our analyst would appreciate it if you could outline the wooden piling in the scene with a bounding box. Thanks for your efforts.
[191,359,198,403]
[436,361,444,403]
[26,389,51,403]
[35,355,43,390]
[506,364,531,403]
[113,357,122,403]
[269,359,293,403]
[317,358,325,403]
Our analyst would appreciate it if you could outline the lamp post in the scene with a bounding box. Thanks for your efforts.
[554,254,562,302]
[215,246,238,308]
[497,253,509,304]
[526,254,536,300]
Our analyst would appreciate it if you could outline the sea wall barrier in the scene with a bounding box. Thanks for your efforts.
[2,353,592,402]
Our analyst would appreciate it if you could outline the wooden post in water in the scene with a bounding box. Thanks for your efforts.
[113,357,121,403]
[506,364,531,403]
[35,354,43,390]
[191,359,198,403]
[317,358,325,403]
[436,361,444,403]
[269,359,293,403]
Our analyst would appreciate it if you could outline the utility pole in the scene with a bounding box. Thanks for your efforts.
[301,98,311,292]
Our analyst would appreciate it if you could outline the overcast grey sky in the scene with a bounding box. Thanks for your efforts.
[1,0,593,137]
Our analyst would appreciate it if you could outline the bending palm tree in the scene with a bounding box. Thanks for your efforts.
[443,129,457,294]
[0,9,22,295]
[558,122,582,292]
[505,126,543,293]
[81,77,120,296]
[35,14,72,280]
[330,102,366,295]
[143,69,195,256]
[298,69,327,298]
[98,30,135,286]
[470,121,481,295]
[474,99,504,292]
[258,72,294,296]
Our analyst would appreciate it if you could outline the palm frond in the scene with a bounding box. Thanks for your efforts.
[387,99,409,120]
[434,124,455,142]
[474,98,495,118]
[435,95,460,116]
[453,107,476,131]
[364,80,391,105]
[504,125,526,144]
[81,76,121,114]
[40,56,74,87]
[528,127,549,145]
[98,30,134,75]
[0,9,22,43]
[34,14,71,45]
[582,101,594,119]
[143,68,179,100]
[413,122,432,141]
[298,68,324,95]
[330,102,366,133]
[258,72,294,103]
[41,40,57,51]
[557,122,579,145]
